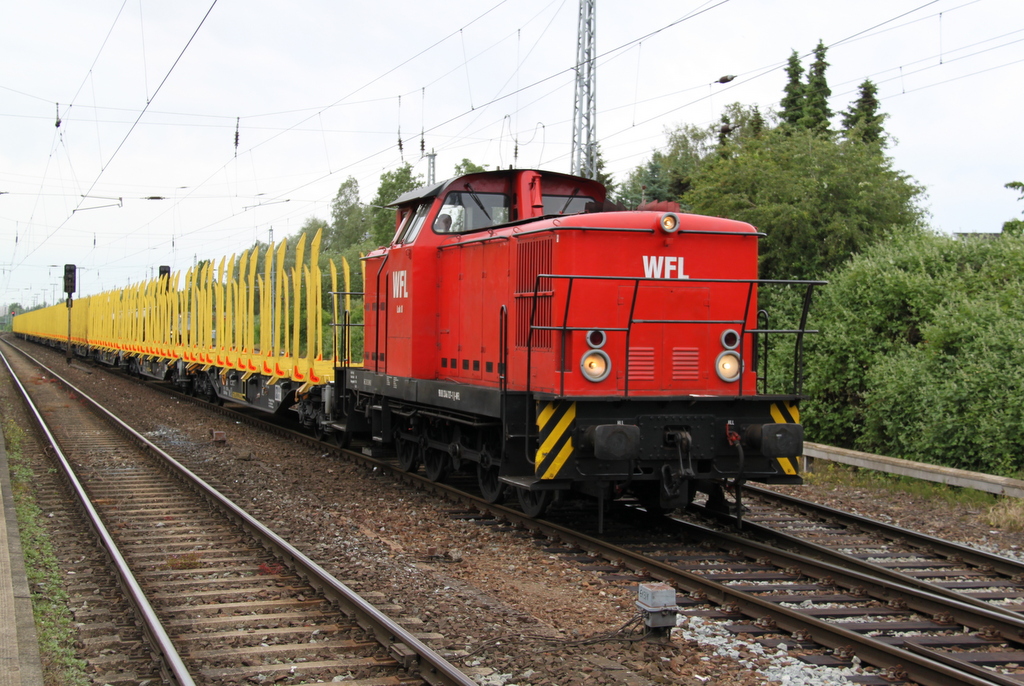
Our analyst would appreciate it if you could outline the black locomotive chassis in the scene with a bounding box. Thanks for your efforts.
[337,367,803,488]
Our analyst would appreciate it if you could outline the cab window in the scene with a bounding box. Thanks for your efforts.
[395,202,431,244]
[543,194,595,216]
[433,191,510,234]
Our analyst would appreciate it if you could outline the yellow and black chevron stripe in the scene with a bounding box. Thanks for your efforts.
[769,400,800,475]
[535,401,576,479]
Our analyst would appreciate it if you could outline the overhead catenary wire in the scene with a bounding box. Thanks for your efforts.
[13,0,220,272]
[34,2,1024,288]
[3,0,1021,303]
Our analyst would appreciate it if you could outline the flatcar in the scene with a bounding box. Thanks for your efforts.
[13,168,821,520]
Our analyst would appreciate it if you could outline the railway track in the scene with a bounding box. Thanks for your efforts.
[705,484,1024,618]
[10,336,1024,685]
[0,340,476,686]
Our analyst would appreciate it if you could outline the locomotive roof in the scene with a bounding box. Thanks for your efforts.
[387,169,605,208]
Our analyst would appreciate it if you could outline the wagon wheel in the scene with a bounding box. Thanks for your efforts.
[516,488,552,518]
[423,448,450,483]
[477,464,506,504]
[395,436,420,472]
[333,429,351,449]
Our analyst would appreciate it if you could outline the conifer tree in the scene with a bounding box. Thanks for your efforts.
[780,50,805,127]
[750,106,765,137]
[842,80,885,144]
[800,41,832,135]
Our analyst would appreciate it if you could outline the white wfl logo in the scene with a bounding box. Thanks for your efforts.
[641,256,688,279]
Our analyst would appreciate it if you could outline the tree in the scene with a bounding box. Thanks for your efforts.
[1004,181,1024,236]
[453,158,485,176]
[327,177,368,250]
[368,163,423,246]
[842,80,886,144]
[799,41,832,135]
[685,126,926,280]
[717,113,732,150]
[593,143,616,197]
[750,106,766,137]
[614,104,771,208]
[614,152,674,207]
[779,50,805,128]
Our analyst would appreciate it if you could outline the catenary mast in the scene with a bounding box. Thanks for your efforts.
[570,0,597,179]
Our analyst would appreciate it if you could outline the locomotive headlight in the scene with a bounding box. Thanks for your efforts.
[580,349,611,382]
[660,213,679,233]
[720,329,740,349]
[715,351,741,382]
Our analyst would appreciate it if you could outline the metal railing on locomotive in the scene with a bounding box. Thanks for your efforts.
[327,289,364,367]
[520,275,826,477]
[524,275,825,397]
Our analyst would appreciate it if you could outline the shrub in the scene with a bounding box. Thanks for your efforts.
[804,232,1024,476]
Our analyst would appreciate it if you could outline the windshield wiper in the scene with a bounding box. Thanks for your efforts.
[463,183,492,221]
[558,188,580,215]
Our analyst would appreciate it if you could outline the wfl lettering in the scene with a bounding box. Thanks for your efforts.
[642,255,688,279]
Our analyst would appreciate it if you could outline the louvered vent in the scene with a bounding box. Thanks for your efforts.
[672,347,700,380]
[515,237,553,349]
[628,347,655,380]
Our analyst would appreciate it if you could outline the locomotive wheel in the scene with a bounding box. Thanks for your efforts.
[396,437,420,472]
[516,488,552,518]
[423,448,450,482]
[633,483,672,516]
[477,464,506,504]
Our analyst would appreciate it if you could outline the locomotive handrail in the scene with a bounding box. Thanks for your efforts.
[756,309,769,394]
[524,273,824,400]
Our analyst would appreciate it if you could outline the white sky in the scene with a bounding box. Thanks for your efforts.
[2,0,1022,308]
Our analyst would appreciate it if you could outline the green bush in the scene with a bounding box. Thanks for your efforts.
[804,232,1024,476]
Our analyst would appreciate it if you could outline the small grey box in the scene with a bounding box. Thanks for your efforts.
[637,583,676,609]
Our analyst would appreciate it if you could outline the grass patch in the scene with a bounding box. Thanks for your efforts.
[2,405,89,686]
[986,498,1024,532]
[804,461,999,510]
[165,551,203,570]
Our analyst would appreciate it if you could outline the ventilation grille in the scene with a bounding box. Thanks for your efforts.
[628,347,655,380]
[515,238,554,349]
[672,347,700,380]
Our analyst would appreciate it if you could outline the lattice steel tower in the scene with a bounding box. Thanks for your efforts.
[570,0,597,179]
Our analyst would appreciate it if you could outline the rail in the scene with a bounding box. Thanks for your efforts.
[0,339,477,686]
[0,343,196,686]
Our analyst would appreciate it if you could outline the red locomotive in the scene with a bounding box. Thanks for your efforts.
[336,168,819,518]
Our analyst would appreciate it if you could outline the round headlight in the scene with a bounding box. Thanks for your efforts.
[660,213,679,233]
[580,349,611,382]
[585,329,606,348]
[715,351,741,382]
[720,329,740,350]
